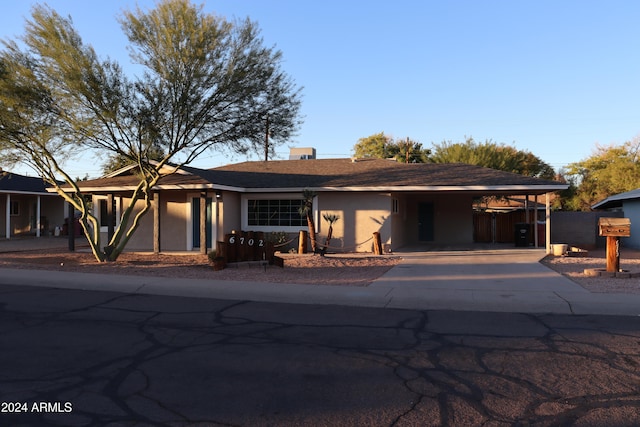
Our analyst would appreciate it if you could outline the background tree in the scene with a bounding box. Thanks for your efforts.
[562,139,640,210]
[0,0,302,262]
[353,132,393,159]
[429,137,556,179]
[100,143,166,176]
[352,132,429,163]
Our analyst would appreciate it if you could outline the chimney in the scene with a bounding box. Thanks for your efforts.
[289,147,316,160]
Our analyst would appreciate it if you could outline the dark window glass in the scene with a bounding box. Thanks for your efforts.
[247,199,305,227]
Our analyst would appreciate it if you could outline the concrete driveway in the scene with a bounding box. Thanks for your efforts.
[371,248,591,313]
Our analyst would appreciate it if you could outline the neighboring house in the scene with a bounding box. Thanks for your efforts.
[592,189,640,248]
[71,158,567,253]
[0,170,66,238]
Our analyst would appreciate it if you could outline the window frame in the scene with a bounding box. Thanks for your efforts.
[93,195,121,233]
[242,193,317,232]
[9,200,20,216]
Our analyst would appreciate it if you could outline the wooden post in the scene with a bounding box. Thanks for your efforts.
[373,232,382,255]
[239,231,248,261]
[225,233,238,263]
[299,230,308,254]
[606,236,620,273]
[5,193,10,239]
[599,217,630,273]
[216,241,227,262]
[67,201,75,252]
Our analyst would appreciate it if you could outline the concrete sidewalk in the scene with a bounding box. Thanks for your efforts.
[1,246,640,316]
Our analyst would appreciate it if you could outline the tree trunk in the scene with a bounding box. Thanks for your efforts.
[325,225,333,248]
[306,213,317,252]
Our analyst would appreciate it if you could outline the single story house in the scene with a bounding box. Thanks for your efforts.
[70,158,567,254]
[0,170,66,238]
[592,189,640,248]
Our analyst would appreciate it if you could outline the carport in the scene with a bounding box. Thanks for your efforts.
[390,188,559,252]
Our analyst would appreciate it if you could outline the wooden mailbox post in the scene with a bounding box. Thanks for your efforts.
[598,217,631,272]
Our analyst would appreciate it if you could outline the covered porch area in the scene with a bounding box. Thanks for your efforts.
[391,189,555,253]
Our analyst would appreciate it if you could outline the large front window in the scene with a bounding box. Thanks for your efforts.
[247,199,306,227]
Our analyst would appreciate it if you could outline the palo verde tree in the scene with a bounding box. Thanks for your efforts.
[563,139,640,211]
[0,0,302,262]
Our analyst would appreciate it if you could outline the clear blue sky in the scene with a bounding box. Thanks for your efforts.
[3,0,640,178]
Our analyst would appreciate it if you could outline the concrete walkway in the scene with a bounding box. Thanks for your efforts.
[1,238,640,316]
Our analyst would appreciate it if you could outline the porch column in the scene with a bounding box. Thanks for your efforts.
[36,195,41,238]
[153,191,161,254]
[68,201,75,251]
[200,191,207,255]
[5,193,10,239]
[107,193,115,242]
[545,193,551,254]
[533,195,538,248]
[213,191,221,250]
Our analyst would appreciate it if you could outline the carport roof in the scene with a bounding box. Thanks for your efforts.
[71,158,567,194]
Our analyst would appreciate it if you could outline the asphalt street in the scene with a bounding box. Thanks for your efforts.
[1,283,640,426]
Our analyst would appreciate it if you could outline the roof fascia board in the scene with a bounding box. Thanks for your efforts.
[103,162,192,178]
[53,183,244,193]
[242,185,568,193]
[0,190,59,196]
[51,184,568,194]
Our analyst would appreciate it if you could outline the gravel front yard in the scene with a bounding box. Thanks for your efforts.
[0,249,401,287]
[541,248,640,294]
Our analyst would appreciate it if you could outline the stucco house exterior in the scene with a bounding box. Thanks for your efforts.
[592,189,640,248]
[0,170,66,238]
[71,158,567,254]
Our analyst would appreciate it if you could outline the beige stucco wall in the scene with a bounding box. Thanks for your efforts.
[90,189,474,253]
[96,192,192,252]
[220,191,241,236]
[108,196,153,251]
[317,192,392,252]
[161,191,189,251]
[41,196,66,234]
[316,192,474,250]
[92,190,244,253]
[404,193,474,246]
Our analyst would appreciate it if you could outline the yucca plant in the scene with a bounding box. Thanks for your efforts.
[322,213,340,248]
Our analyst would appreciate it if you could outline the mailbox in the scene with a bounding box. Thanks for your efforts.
[598,217,631,237]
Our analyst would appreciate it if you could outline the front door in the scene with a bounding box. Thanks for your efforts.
[192,197,212,249]
[418,202,434,241]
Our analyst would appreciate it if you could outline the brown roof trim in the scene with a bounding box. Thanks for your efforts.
[69,158,568,194]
